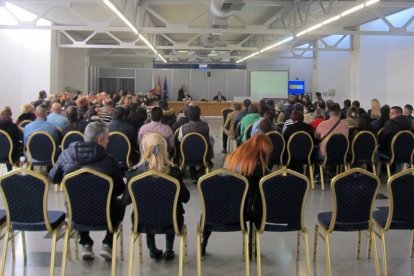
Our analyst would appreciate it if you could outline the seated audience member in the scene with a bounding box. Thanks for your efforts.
[310,108,325,131]
[49,122,125,261]
[368,99,381,120]
[345,107,360,129]
[275,103,285,124]
[108,106,138,163]
[124,133,189,260]
[61,106,89,137]
[76,96,90,121]
[127,103,147,133]
[200,134,273,256]
[172,106,189,133]
[352,100,361,109]
[251,110,277,137]
[100,99,114,125]
[256,118,273,134]
[404,104,414,129]
[324,100,334,120]
[371,105,390,132]
[283,110,314,142]
[233,99,252,132]
[158,100,176,128]
[315,103,349,157]
[282,103,304,134]
[378,106,412,156]
[138,107,174,150]
[313,92,324,109]
[240,104,261,143]
[24,104,60,145]
[0,106,22,169]
[341,99,351,119]
[16,103,36,126]
[32,90,48,108]
[47,103,69,130]
[223,103,241,139]
[179,106,214,179]
[213,91,227,102]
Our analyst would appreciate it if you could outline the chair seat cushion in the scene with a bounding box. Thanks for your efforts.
[264,223,301,232]
[204,223,242,233]
[318,211,370,232]
[0,209,6,226]
[12,211,65,231]
[373,207,414,230]
[30,159,53,166]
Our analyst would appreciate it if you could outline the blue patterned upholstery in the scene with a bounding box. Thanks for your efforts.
[0,132,12,164]
[318,172,378,231]
[267,132,284,166]
[287,132,312,166]
[392,132,414,164]
[323,134,348,165]
[181,134,207,167]
[27,132,55,166]
[129,175,177,231]
[0,173,65,231]
[351,132,376,165]
[261,174,307,232]
[64,172,111,231]
[62,132,83,150]
[107,133,130,168]
[200,173,246,232]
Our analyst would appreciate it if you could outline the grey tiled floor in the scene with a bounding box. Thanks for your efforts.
[1,118,414,275]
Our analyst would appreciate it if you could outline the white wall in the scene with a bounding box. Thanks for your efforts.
[0,29,51,118]
[58,48,88,93]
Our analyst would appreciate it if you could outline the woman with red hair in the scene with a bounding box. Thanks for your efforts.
[200,134,273,256]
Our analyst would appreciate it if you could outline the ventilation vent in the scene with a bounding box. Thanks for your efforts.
[219,0,245,11]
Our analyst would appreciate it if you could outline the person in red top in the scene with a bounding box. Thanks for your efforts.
[310,108,325,130]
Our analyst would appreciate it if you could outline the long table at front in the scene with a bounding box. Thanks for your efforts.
[167,101,233,116]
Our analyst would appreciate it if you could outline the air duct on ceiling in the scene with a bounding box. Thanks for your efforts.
[209,0,245,29]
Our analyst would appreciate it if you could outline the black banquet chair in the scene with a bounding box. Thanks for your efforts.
[127,171,187,276]
[26,131,57,169]
[61,131,84,150]
[313,168,380,276]
[60,168,124,276]
[0,130,15,175]
[196,169,249,276]
[373,168,414,276]
[266,131,285,170]
[349,131,377,174]
[107,131,132,170]
[0,168,66,276]
[255,168,311,276]
[180,132,209,174]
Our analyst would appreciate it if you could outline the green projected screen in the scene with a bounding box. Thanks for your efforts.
[250,71,289,98]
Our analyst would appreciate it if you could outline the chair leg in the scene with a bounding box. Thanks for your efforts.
[179,234,185,276]
[74,231,79,260]
[309,164,315,190]
[319,165,325,190]
[356,231,361,259]
[367,230,372,259]
[244,232,250,276]
[380,229,388,276]
[21,231,27,263]
[128,233,136,276]
[49,230,58,276]
[1,231,10,276]
[371,230,380,276]
[111,229,118,276]
[242,233,245,261]
[313,224,318,262]
[251,227,256,261]
[296,231,301,261]
[60,229,70,276]
[256,231,261,276]
[119,226,124,261]
[324,233,332,276]
[411,230,414,258]
[11,230,15,261]
[196,226,202,276]
[185,230,188,263]
[302,228,312,276]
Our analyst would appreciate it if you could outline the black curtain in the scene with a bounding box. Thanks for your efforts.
[99,78,117,94]
[119,78,135,93]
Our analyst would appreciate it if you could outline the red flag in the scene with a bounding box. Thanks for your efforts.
[151,72,156,95]
[156,76,162,95]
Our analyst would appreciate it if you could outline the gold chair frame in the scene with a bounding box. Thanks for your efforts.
[61,131,84,150]
[26,130,57,169]
[0,130,14,176]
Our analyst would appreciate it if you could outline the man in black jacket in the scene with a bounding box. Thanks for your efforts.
[378,106,413,156]
[49,122,125,261]
[0,106,22,170]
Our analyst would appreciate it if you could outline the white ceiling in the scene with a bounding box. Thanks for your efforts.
[2,0,414,62]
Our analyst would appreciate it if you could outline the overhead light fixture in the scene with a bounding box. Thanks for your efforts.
[36,18,52,26]
[296,30,308,37]
[307,23,323,32]
[178,50,188,53]
[322,15,341,25]
[236,51,260,63]
[0,7,18,25]
[157,53,167,63]
[5,2,37,22]
[138,34,157,54]
[102,0,138,35]
[341,3,364,17]
[365,0,380,6]
[260,36,293,53]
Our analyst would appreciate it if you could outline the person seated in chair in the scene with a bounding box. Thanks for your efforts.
[23,104,60,145]
[49,122,126,261]
[47,103,69,130]
[283,110,314,142]
[124,133,190,260]
[212,91,227,102]
[0,106,22,170]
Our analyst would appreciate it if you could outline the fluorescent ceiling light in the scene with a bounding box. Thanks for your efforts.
[157,53,167,63]
[341,4,364,17]
[36,18,52,26]
[138,34,157,54]
[103,0,138,35]
[296,30,308,37]
[178,50,188,53]
[365,0,380,7]
[307,23,323,32]
[323,15,341,25]
[260,36,293,53]
[5,2,37,22]
[236,51,260,63]
[0,7,18,25]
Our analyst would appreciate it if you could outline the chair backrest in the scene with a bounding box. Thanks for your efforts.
[61,131,84,150]
[350,131,377,165]
[244,124,253,140]
[328,168,379,233]
[107,131,131,168]
[198,169,248,232]
[128,171,180,234]
[322,133,349,166]
[26,131,56,166]
[390,130,414,164]
[180,132,208,168]
[173,128,180,160]
[0,169,52,232]
[266,131,285,166]
[18,120,31,128]
[384,168,414,230]
[286,131,313,166]
[222,108,233,124]
[0,130,13,165]
[259,169,309,233]
[61,168,114,232]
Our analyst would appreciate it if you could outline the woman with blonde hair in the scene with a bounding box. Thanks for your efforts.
[200,134,273,255]
[124,132,190,261]
[368,98,381,120]
[16,103,36,125]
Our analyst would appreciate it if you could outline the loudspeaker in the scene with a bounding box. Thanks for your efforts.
[206,71,212,78]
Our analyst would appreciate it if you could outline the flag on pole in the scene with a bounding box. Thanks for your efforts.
[163,76,168,100]
[150,71,156,95]
[156,76,162,96]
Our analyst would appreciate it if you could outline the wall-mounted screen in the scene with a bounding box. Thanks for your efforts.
[250,71,288,98]
[288,80,305,95]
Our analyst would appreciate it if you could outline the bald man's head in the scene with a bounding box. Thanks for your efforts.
[35,105,48,119]
[51,103,62,114]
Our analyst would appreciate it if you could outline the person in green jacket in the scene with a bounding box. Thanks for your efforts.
[240,104,261,143]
